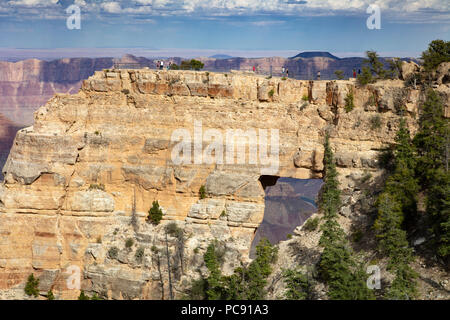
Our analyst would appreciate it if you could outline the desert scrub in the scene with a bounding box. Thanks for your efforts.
[165,222,183,239]
[268,89,275,98]
[199,185,206,199]
[108,246,119,259]
[125,238,134,249]
[303,217,319,232]
[361,172,373,183]
[135,247,145,263]
[121,89,130,95]
[344,89,355,112]
[281,77,287,80]
[368,94,377,106]
[302,95,309,102]
[370,115,382,130]
[89,183,105,191]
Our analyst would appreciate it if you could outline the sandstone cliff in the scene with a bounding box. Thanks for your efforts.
[0,68,448,299]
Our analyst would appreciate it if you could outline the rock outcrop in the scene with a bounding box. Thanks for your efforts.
[0,68,447,299]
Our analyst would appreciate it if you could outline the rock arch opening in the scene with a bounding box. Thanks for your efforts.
[250,177,323,258]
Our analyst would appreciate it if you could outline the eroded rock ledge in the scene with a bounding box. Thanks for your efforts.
[0,69,447,299]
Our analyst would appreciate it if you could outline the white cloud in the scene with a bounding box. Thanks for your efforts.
[7,0,58,6]
[1,0,448,22]
[101,1,122,13]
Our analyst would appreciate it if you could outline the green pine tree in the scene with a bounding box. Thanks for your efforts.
[375,118,419,299]
[318,134,375,300]
[47,289,55,300]
[24,273,39,298]
[365,51,386,79]
[203,242,225,300]
[413,89,450,259]
[421,40,450,72]
[147,200,164,225]
[78,290,90,300]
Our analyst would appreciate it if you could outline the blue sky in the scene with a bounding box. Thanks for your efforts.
[0,0,449,58]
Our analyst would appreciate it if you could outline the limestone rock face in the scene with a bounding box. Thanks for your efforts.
[0,69,443,299]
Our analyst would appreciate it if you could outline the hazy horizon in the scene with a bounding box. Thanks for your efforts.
[0,1,448,61]
[0,47,425,62]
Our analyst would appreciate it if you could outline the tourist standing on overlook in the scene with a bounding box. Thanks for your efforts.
[317,71,321,80]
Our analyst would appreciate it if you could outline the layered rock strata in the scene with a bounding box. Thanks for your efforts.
[0,69,447,299]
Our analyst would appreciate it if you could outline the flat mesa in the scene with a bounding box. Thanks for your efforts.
[181,304,215,318]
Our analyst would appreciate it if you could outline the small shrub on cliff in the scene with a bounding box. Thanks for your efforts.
[165,222,183,239]
[199,185,207,199]
[24,274,39,297]
[344,89,355,112]
[180,59,204,71]
[78,290,90,300]
[370,115,382,130]
[334,70,344,80]
[78,290,101,300]
[268,89,275,98]
[47,290,55,300]
[89,183,105,191]
[91,293,101,300]
[421,39,450,72]
[170,63,180,70]
[357,67,373,85]
[191,59,205,71]
[367,94,377,106]
[147,201,163,225]
[121,89,130,95]
[361,171,373,183]
[135,247,145,263]
[125,238,134,249]
[108,246,119,259]
[303,217,319,232]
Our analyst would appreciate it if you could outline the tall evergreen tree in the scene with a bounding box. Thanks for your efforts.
[413,89,450,259]
[318,134,375,300]
[375,118,418,299]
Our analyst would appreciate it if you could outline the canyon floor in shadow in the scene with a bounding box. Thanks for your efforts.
[250,178,323,258]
